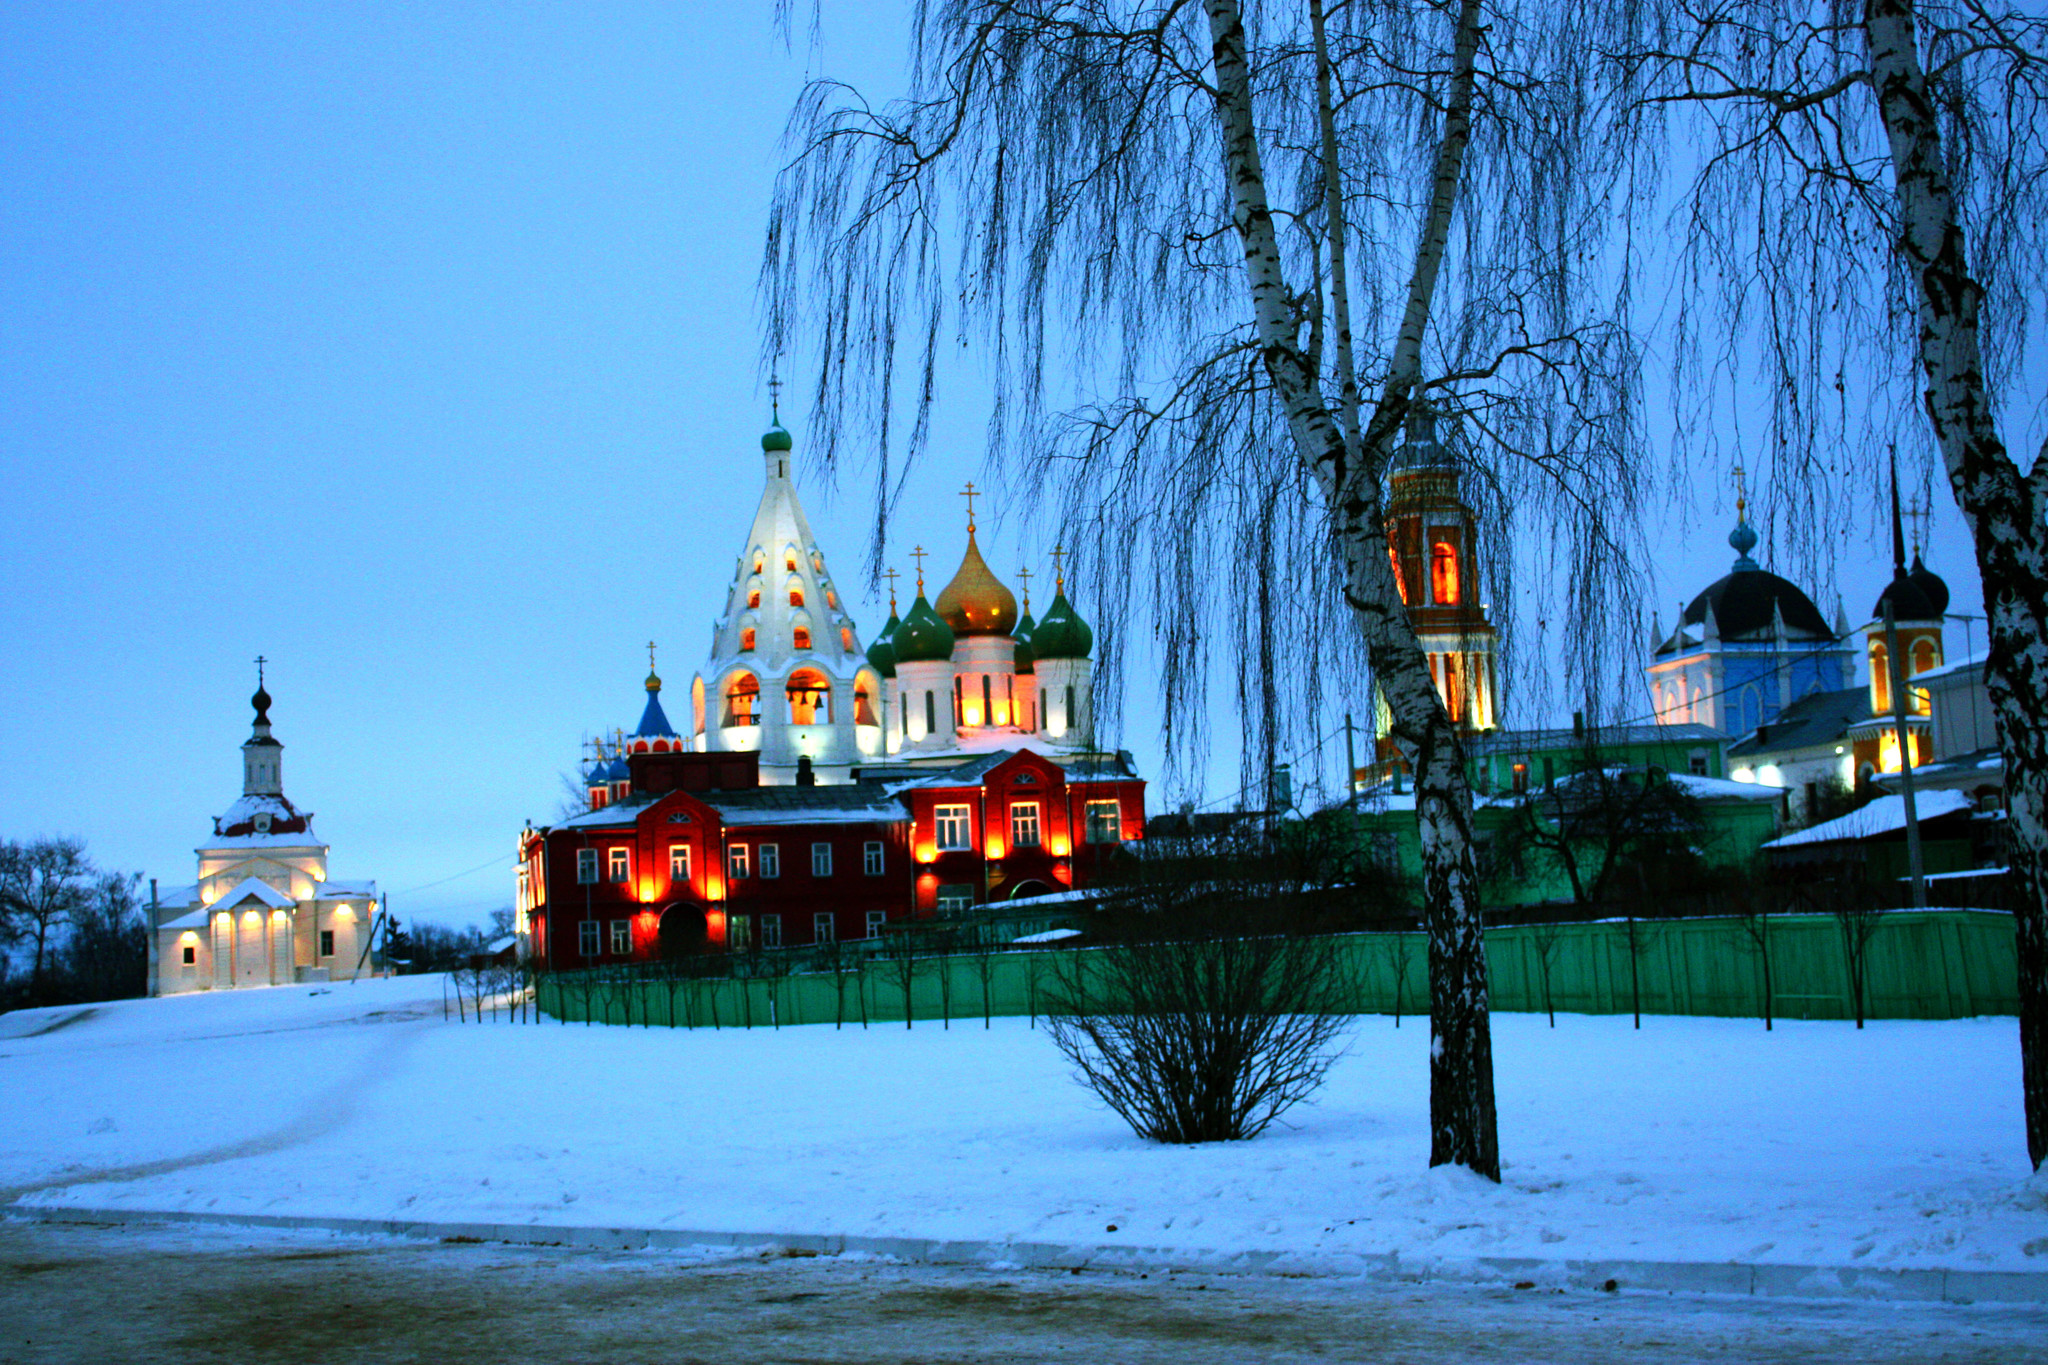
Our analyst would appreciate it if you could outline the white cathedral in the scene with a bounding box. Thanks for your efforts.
[146,674,383,994]
[587,419,1102,789]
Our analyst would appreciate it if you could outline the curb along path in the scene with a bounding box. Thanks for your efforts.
[6,1202,2045,1307]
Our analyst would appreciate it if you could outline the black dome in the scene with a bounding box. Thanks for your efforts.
[1673,568,1834,650]
[1875,569,1939,623]
[1906,553,1950,617]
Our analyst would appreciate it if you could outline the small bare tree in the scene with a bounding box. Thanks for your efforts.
[1730,886,1776,1032]
[0,837,92,1005]
[1527,918,1568,1028]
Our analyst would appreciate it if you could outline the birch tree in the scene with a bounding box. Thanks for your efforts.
[767,0,1652,1178]
[1621,0,2048,1169]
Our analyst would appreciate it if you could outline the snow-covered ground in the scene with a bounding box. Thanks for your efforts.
[1,976,2042,1274]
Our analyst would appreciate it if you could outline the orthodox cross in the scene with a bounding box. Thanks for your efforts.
[767,370,784,424]
[961,481,980,533]
[1050,543,1067,592]
[1731,464,1748,519]
[882,566,901,613]
[1904,495,1931,556]
[254,655,267,686]
[911,545,928,593]
[647,640,658,671]
[1016,565,1033,612]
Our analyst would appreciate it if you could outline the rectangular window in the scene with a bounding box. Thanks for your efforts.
[182,943,197,965]
[670,844,691,883]
[610,919,632,955]
[761,914,782,949]
[577,848,599,884]
[936,884,976,916]
[759,843,781,879]
[579,920,601,958]
[1511,762,1529,795]
[728,844,750,880]
[814,912,835,944]
[1010,801,1042,849]
[811,842,833,877]
[935,804,972,851]
[863,840,884,876]
[865,910,887,939]
[608,848,630,883]
[728,914,750,952]
[319,929,335,958]
[1084,799,1122,843]
[1688,750,1710,777]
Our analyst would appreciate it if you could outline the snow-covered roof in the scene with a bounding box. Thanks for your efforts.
[205,876,298,911]
[158,907,212,930]
[1013,927,1083,943]
[1763,789,1975,849]
[1913,650,1988,685]
[313,879,377,899]
[1664,772,1785,801]
[148,883,200,911]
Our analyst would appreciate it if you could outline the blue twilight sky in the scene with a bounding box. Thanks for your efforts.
[0,3,2005,929]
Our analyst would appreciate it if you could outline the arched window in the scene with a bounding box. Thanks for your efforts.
[788,582,805,608]
[1431,541,1460,604]
[1389,548,1408,605]
[1870,640,1892,713]
[747,576,763,609]
[787,668,831,725]
[793,626,812,650]
[752,550,766,575]
[826,588,840,610]
[741,627,757,652]
[691,677,706,736]
[840,626,855,652]
[723,674,760,727]
[785,548,799,573]
[1909,638,1939,715]
[855,684,878,727]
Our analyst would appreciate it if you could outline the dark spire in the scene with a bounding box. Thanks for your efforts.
[251,654,272,725]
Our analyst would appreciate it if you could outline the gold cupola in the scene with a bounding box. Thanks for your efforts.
[933,482,1019,636]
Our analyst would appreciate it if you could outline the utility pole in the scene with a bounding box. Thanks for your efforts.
[1882,458,1928,910]
[1344,712,1358,813]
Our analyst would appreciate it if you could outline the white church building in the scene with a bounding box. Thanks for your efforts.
[147,673,383,994]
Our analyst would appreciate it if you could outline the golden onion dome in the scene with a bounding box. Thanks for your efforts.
[933,531,1019,637]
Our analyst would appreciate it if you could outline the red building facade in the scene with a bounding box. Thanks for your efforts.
[518,746,1144,969]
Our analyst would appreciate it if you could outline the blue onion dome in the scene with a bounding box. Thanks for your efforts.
[865,610,901,678]
[1906,552,1950,617]
[1030,591,1093,660]
[892,593,956,663]
[1012,609,1037,674]
[1727,516,1760,568]
[762,423,793,453]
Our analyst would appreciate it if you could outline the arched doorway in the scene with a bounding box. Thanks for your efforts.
[1008,880,1056,901]
[657,903,707,959]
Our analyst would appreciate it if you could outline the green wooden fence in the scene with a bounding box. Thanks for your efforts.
[534,909,2019,1028]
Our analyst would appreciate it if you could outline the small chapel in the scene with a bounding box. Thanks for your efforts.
[147,669,384,994]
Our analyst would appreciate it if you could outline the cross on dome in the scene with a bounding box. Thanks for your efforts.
[882,565,901,612]
[961,481,980,533]
[1050,543,1067,592]
[1016,564,1033,611]
[911,545,928,593]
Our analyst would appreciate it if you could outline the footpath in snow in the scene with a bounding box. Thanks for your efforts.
[0,975,2042,1282]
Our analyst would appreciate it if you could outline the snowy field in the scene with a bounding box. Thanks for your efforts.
[0,975,2042,1276]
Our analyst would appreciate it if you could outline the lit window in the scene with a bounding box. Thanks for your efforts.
[741,627,757,652]
[579,921,600,957]
[728,844,750,880]
[840,627,855,652]
[670,844,691,883]
[811,842,833,877]
[725,674,760,726]
[1011,801,1042,848]
[1511,763,1529,795]
[787,668,830,724]
[748,588,762,609]
[608,848,630,883]
[729,914,750,952]
[577,849,600,884]
[610,919,632,955]
[785,550,798,572]
[935,804,972,851]
[814,912,836,944]
[863,841,884,876]
[790,586,805,607]
[1431,540,1460,604]
[759,843,781,879]
[1084,800,1122,843]
[936,884,976,915]
[855,685,877,726]
[865,910,887,939]
[761,914,782,949]
[793,626,812,650]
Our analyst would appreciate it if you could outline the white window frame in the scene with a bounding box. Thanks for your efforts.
[811,842,833,877]
[670,843,691,883]
[577,848,599,884]
[728,844,750,880]
[1010,800,1042,849]
[814,912,836,944]
[608,848,631,883]
[936,883,976,915]
[865,910,887,939]
[1084,799,1122,844]
[863,840,884,876]
[934,804,972,851]
[759,843,781,879]
[579,920,601,957]
[761,913,783,949]
[728,914,750,952]
[609,919,632,955]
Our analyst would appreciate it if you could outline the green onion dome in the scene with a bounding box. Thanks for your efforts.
[891,593,956,663]
[865,611,902,678]
[1029,591,1093,660]
[1011,610,1037,675]
[762,424,793,453]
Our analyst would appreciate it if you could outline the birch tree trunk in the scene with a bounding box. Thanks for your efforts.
[1864,0,2048,1168]
[1204,0,1499,1179]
